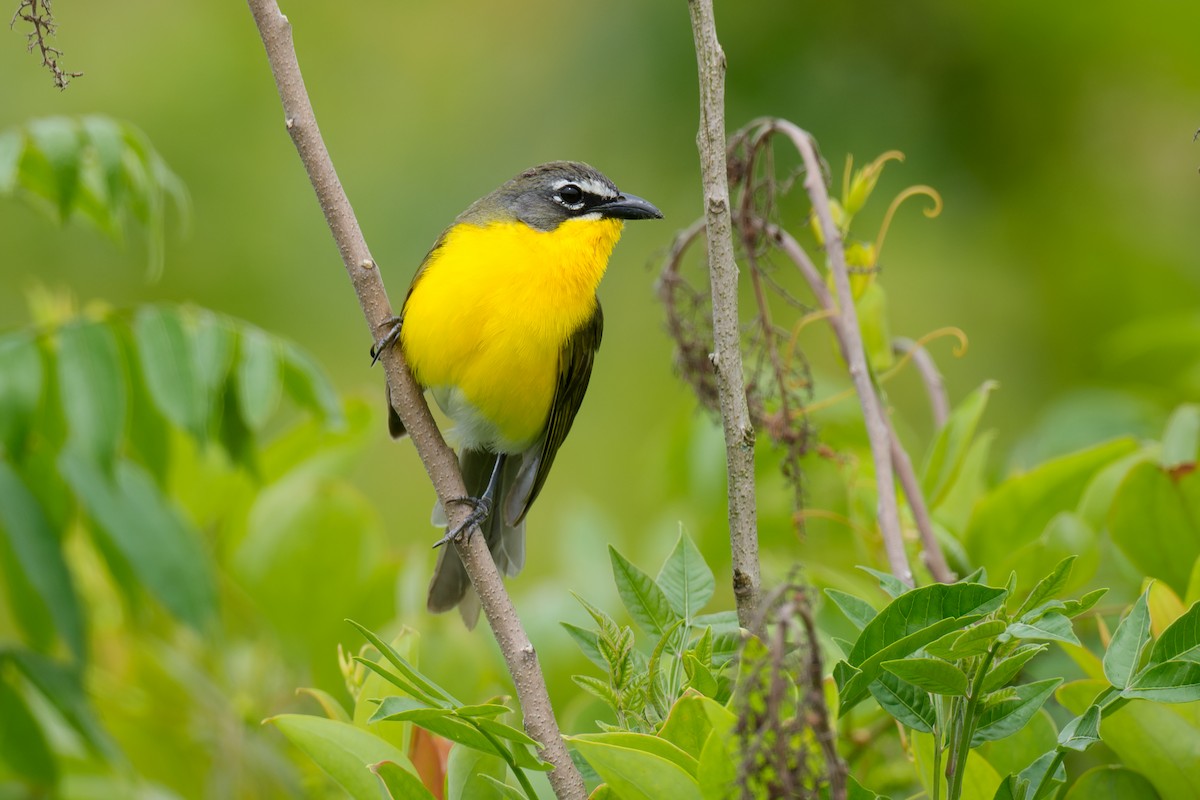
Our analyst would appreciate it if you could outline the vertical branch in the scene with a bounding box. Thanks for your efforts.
[686,0,762,629]
[243,3,585,796]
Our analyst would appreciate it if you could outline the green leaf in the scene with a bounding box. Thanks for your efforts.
[280,340,344,428]
[965,438,1136,579]
[134,305,205,438]
[1014,556,1076,621]
[922,380,996,508]
[297,687,353,723]
[371,760,437,800]
[858,565,908,598]
[27,116,83,220]
[972,678,1062,746]
[446,746,510,800]
[60,451,216,628]
[373,702,494,755]
[1057,704,1102,752]
[347,620,455,706]
[0,672,57,788]
[1149,601,1200,665]
[882,658,969,695]
[870,670,936,732]
[1123,660,1200,702]
[1019,751,1066,800]
[1109,461,1200,596]
[683,652,719,698]
[1062,766,1161,800]
[912,730,1002,800]
[570,735,703,800]
[655,530,715,621]
[1062,588,1108,619]
[610,545,681,637]
[572,732,697,777]
[473,718,540,749]
[9,650,115,759]
[984,646,1048,693]
[0,333,43,456]
[658,693,714,758]
[269,714,415,800]
[944,620,1008,659]
[561,622,606,670]
[1162,404,1200,471]
[1071,693,1200,800]
[0,129,22,192]
[838,582,1007,711]
[237,326,282,430]
[824,588,878,630]
[57,321,126,464]
[0,460,85,659]
[1006,613,1079,646]
[1104,587,1152,689]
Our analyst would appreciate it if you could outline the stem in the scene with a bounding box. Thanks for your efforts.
[243,3,584,796]
[947,645,998,800]
[686,0,762,628]
[768,121,911,586]
[893,337,949,428]
[477,724,539,800]
[768,219,934,585]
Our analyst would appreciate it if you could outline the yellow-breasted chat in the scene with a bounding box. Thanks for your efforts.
[373,162,662,626]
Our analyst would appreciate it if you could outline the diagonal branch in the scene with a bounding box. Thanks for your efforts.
[243,2,584,796]
[766,219,952,583]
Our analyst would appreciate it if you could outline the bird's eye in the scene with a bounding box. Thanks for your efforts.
[558,184,583,205]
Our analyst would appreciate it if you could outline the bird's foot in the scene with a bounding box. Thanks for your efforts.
[432,495,494,549]
[370,315,404,366]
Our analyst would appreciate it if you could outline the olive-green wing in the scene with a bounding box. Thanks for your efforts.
[503,301,604,526]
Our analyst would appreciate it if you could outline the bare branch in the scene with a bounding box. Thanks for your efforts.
[686,0,762,629]
[766,220,953,582]
[894,336,949,427]
[10,0,82,89]
[243,2,584,795]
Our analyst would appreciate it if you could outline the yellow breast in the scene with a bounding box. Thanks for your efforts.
[400,217,623,451]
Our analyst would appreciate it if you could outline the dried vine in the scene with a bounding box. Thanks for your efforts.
[10,0,81,89]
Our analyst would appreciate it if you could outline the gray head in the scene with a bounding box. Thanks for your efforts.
[459,161,663,232]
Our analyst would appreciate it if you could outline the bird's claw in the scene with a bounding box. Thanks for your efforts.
[432,495,493,548]
[370,315,404,366]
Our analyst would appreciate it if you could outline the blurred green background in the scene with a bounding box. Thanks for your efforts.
[2,0,1199,795]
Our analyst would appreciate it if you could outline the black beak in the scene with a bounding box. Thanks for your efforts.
[596,192,663,221]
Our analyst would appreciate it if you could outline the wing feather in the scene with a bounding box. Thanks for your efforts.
[503,301,603,525]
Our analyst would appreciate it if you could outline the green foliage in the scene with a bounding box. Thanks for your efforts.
[0,300,370,796]
[0,115,189,278]
[565,532,739,735]
[829,560,1200,800]
[275,622,551,799]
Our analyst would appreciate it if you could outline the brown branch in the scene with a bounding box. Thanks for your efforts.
[10,0,81,89]
[765,220,953,583]
[687,0,762,630]
[243,3,584,796]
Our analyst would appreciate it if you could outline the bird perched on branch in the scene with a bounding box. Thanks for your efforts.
[373,162,662,626]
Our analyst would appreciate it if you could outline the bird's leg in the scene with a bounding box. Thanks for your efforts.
[369,315,404,366]
[433,453,507,548]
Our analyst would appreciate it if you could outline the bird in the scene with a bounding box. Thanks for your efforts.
[372,161,662,626]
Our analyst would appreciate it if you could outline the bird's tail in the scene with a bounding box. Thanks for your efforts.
[426,448,526,628]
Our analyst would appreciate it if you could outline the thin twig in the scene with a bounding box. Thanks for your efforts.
[686,0,762,629]
[10,0,82,89]
[243,3,584,796]
[894,336,949,427]
[758,188,912,586]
